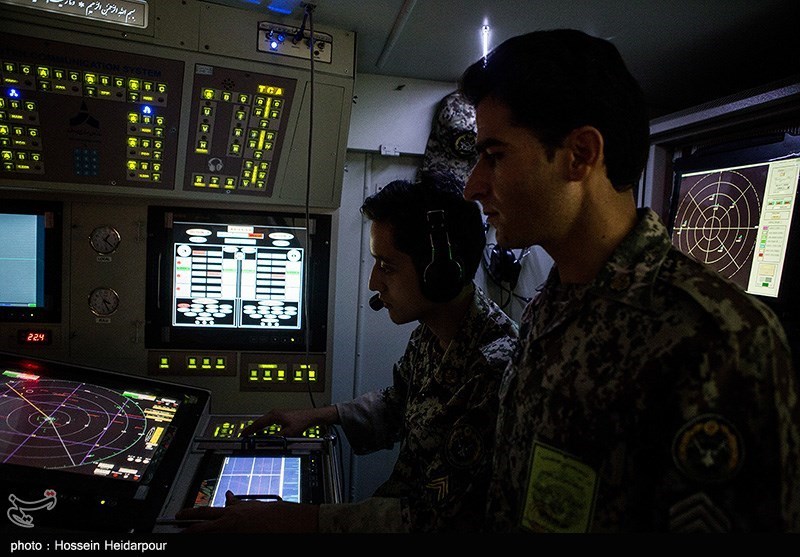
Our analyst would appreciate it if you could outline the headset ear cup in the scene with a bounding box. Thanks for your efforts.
[423,258,463,302]
[489,246,522,289]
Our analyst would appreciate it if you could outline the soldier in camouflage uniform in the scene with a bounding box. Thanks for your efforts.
[459,29,800,532]
[177,172,519,533]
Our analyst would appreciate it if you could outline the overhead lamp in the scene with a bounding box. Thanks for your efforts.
[482,25,491,59]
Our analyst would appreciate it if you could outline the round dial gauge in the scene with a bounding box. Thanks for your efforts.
[88,287,120,316]
[89,226,121,255]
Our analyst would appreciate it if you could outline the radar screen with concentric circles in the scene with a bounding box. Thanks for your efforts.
[671,164,769,291]
[0,368,180,481]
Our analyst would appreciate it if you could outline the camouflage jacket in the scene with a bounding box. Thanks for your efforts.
[320,286,518,533]
[485,208,800,533]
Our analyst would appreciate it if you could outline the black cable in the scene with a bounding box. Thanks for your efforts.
[303,2,316,408]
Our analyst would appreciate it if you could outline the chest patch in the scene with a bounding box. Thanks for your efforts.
[521,441,598,533]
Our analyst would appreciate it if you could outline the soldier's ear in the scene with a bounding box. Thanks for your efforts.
[563,125,603,182]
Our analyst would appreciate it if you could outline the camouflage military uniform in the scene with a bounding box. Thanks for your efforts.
[318,286,518,533]
[486,208,800,533]
[420,91,478,185]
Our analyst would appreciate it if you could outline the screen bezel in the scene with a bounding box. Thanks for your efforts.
[144,205,331,353]
[0,199,62,324]
[668,131,800,315]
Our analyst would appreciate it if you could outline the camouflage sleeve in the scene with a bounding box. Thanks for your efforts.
[335,334,418,454]
[318,497,411,533]
[335,386,403,455]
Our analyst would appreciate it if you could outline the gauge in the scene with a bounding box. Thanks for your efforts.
[89,225,121,255]
[88,287,120,316]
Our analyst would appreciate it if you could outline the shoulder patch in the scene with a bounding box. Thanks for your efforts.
[672,414,744,483]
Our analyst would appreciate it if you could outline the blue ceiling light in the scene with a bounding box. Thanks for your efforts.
[267,0,299,15]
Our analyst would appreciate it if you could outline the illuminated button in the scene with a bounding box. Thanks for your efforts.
[187,357,198,369]
[221,91,232,102]
[159,356,170,369]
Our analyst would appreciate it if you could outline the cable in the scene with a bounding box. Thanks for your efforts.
[303,2,316,408]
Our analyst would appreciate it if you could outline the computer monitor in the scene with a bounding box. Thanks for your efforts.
[0,199,62,323]
[0,351,211,533]
[668,131,800,308]
[145,206,331,353]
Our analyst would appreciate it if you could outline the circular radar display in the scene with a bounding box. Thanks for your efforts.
[671,164,768,290]
[0,378,150,478]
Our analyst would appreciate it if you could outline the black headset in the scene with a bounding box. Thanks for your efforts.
[422,209,464,303]
[488,245,522,290]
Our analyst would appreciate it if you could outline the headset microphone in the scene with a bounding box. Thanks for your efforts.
[369,293,384,311]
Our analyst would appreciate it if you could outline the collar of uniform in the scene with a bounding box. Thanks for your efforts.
[587,207,673,310]
[430,286,486,386]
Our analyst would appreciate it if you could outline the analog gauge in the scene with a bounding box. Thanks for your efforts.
[88,287,120,316]
[89,225,121,255]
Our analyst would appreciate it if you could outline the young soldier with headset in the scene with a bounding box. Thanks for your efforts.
[176,171,519,533]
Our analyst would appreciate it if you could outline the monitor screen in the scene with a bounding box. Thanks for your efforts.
[668,131,800,303]
[209,455,302,505]
[185,449,328,509]
[0,199,62,323]
[1,370,181,482]
[0,351,211,533]
[145,206,331,352]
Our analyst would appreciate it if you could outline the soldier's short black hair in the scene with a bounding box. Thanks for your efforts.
[360,171,485,287]
[459,28,650,192]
